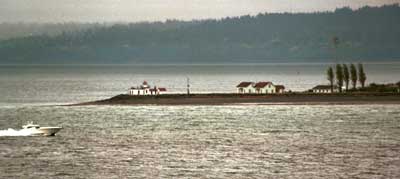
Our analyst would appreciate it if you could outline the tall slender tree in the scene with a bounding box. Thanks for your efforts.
[327,66,334,93]
[336,64,344,92]
[342,64,349,91]
[396,81,400,93]
[358,63,367,88]
[350,63,358,89]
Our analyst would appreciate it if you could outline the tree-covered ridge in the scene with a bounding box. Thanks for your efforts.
[1,4,399,64]
[0,23,109,40]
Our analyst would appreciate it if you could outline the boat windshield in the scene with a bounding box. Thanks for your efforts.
[25,125,40,129]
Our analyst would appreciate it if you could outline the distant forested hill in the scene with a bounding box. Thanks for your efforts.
[0,4,399,64]
[0,23,108,40]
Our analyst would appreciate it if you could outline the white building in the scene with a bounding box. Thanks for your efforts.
[254,82,276,94]
[312,85,339,93]
[150,87,167,95]
[128,81,167,95]
[237,82,255,94]
[237,81,285,94]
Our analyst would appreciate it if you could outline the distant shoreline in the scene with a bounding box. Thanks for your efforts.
[71,93,400,106]
[2,61,400,66]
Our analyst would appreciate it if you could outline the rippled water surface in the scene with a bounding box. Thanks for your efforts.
[1,105,400,178]
[1,63,400,178]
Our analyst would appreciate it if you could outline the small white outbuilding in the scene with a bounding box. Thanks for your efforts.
[312,85,338,93]
[128,81,167,96]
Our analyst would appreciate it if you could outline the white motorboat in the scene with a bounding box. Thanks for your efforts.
[22,122,63,136]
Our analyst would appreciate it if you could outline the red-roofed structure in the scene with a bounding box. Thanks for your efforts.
[236,81,285,94]
[236,82,253,88]
[275,85,285,93]
[236,82,255,93]
[158,88,167,92]
[254,82,273,88]
[128,81,167,95]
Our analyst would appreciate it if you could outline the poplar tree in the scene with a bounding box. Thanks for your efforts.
[397,81,400,93]
[358,63,367,88]
[336,64,343,93]
[350,63,358,89]
[327,66,334,93]
[343,64,349,91]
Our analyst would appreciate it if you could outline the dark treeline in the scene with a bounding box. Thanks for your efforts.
[0,22,109,40]
[324,63,400,93]
[327,63,367,92]
[1,4,400,64]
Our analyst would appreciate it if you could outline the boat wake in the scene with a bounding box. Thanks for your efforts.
[0,128,35,136]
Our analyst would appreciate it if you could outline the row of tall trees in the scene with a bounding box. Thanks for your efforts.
[327,63,366,92]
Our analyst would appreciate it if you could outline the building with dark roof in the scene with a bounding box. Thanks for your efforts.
[275,85,285,93]
[312,85,338,93]
[236,82,255,94]
[237,81,285,94]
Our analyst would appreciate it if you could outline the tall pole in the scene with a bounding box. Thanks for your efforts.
[187,77,190,95]
[290,0,293,13]
[332,36,339,63]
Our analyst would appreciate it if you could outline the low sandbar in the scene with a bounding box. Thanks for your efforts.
[73,93,400,106]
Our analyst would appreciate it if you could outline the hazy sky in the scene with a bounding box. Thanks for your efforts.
[0,0,399,23]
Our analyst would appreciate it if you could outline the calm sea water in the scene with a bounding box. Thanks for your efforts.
[0,63,400,178]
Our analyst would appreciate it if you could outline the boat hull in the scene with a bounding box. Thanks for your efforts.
[38,127,63,136]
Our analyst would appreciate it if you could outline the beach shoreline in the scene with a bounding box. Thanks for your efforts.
[71,93,400,106]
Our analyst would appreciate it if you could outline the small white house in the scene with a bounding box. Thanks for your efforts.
[150,87,167,95]
[237,81,285,94]
[312,85,338,93]
[254,82,276,94]
[128,81,167,95]
[237,82,255,94]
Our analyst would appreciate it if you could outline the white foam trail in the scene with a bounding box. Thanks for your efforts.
[0,128,34,136]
